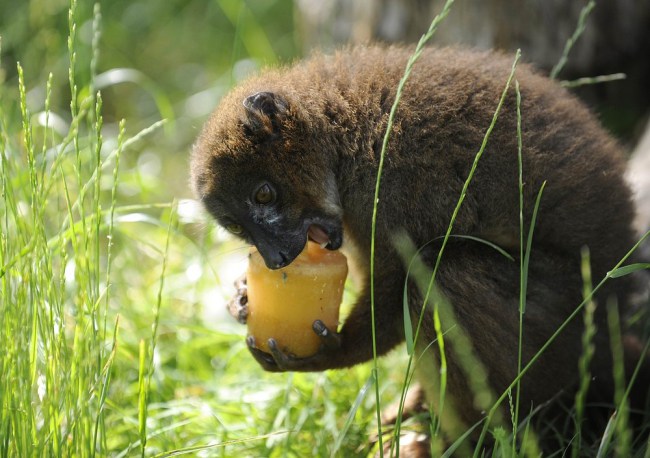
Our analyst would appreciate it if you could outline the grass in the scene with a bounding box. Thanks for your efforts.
[0,1,396,456]
[1,0,649,457]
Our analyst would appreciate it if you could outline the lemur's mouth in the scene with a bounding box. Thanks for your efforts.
[308,224,332,249]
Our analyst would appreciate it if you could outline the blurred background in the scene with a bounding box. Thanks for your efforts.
[0,0,298,205]
[2,0,649,193]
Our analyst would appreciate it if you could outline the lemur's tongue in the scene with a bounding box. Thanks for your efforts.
[308,225,331,249]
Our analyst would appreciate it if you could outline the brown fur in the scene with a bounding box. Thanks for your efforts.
[191,45,647,446]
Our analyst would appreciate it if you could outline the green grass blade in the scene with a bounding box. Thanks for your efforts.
[561,73,626,88]
[550,0,596,79]
[440,418,483,458]
[369,1,456,453]
[330,373,374,457]
[572,248,597,458]
[139,201,176,457]
[403,284,415,355]
[608,262,650,278]
[92,315,120,457]
[138,338,148,455]
[607,300,632,456]
[513,78,524,451]
[520,181,546,316]
[596,412,617,458]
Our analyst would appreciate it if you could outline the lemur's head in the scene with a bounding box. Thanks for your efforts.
[192,89,343,269]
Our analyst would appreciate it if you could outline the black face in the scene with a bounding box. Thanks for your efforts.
[203,176,343,270]
[193,90,344,269]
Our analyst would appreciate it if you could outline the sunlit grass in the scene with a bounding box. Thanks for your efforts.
[0,2,394,456]
[1,19,122,455]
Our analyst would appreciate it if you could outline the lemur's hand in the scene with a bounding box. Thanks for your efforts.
[246,320,342,372]
[226,275,248,324]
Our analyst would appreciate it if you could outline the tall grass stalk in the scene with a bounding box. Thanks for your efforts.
[606,299,631,456]
[368,0,455,453]
[0,1,169,455]
[561,73,627,88]
[512,77,546,454]
[512,79,526,451]
[0,1,114,453]
[139,202,177,457]
[550,0,596,79]
[572,248,597,458]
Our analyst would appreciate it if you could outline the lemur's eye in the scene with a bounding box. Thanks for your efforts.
[225,223,244,235]
[254,182,275,204]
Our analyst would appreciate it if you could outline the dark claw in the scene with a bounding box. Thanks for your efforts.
[313,320,341,350]
[246,335,280,371]
[313,320,327,336]
[246,335,255,347]
[268,338,301,370]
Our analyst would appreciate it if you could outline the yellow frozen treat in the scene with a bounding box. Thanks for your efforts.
[246,241,348,357]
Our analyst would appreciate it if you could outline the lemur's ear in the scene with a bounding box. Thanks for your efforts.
[243,91,287,116]
[242,91,288,137]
